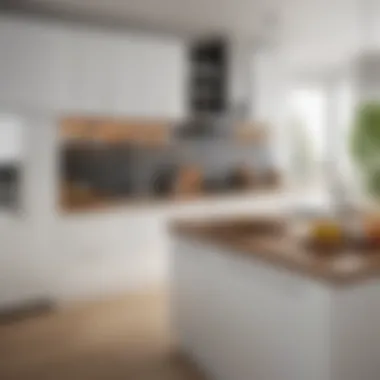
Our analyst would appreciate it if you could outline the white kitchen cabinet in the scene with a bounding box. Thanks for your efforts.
[110,34,187,119]
[108,33,148,117]
[131,37,187,119]
[67,29,187,118]
[0,19,114,114]
[0,16,186,119]
[0,17,72,111]
[173,234,380,380]
[65,27,116,115]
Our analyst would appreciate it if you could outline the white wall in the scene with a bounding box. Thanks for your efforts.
[0,115,24,163]
[277,0,380,74]
[279,0,360,73]
[250,46,291,175]
[228,40,254,114]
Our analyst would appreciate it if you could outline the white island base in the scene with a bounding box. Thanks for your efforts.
[171,236,380,380]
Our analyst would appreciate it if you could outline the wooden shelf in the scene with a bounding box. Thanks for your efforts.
[234,124,268,144]
[61,117,269,146]
[61,117,172,146]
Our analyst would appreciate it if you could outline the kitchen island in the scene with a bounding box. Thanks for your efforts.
[170,216,380,380]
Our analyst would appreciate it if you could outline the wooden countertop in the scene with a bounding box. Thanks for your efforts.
[172,216,380,287]
[60,183,281,213]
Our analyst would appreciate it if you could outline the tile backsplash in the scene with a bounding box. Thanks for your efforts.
[62,140,273,198]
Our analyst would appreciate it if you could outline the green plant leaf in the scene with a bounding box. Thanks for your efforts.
[352,102,380,166]
[351,101,380,197]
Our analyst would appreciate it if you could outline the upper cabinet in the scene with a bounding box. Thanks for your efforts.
[109,33,187,119]
[0,16,187,120]
[65,27,118,115]
[0,17,72,111]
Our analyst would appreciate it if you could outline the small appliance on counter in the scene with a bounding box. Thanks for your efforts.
[225,164,254,190]
[149,165,178,198]
[174,165,203,197]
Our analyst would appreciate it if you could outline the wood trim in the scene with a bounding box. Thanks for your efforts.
[234,124,268,144]
[60,117,172,146]
[61,117,269,146]
[174,166,203,197]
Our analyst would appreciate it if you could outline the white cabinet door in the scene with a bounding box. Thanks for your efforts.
[0,17,44,108]
[110,35,146,117]
[0,18,19,107]
[112,35,187,119]
[137,37,187,119]
[145,38,187,119]
[0,17,186,118]
[66,27,116,115]
[0,17,73,112]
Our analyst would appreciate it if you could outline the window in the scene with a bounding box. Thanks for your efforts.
[285,75,356,191]
[287,84,328,187]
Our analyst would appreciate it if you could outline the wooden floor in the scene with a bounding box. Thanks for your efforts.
[0,292,204,380]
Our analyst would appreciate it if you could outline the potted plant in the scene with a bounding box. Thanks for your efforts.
[351,102,380,200]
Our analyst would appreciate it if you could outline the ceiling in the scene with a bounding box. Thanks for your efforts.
[16,0,283,39]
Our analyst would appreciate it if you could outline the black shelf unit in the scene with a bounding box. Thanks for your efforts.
[189,38,228,114]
